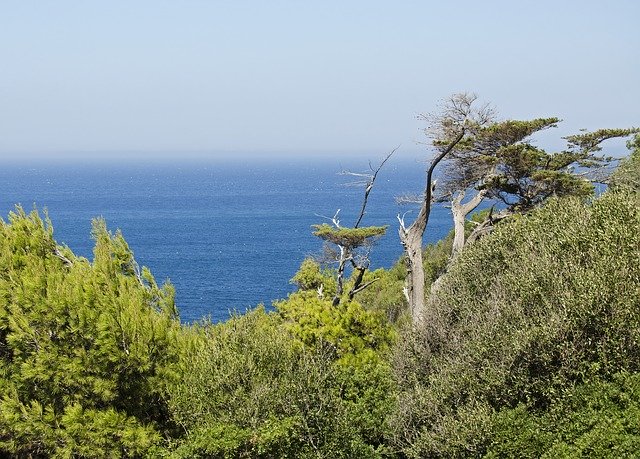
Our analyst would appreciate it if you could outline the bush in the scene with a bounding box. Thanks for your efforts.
[487,372,640,458]
[388,191,640,457]
[164,305,395,458]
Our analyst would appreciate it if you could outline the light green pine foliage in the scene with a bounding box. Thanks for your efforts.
[0,207,180,458]
[275,291,394,362]
[290,258,337,298]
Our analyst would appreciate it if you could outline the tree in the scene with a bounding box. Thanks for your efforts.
[438,117,560,257]
[312,150,395,306]
[0,208,179,457]
[484,127,639,212]
[398,93,492,323]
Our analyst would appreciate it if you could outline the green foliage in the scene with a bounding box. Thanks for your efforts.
[275,291,394,360]
[422,231,455,287]
[165,308,313,458]
[389,191,640,457]
[610,134,640,192]
[0,207,180,457]
[485,143,596,210]
[290,257,337,298]
[312,223,387,249]
[165,306,395,458]
[487,372,640,458]
[276,293,396,456]
[354,265,407,323]
[564,128,640,154]
[454,125,639,212]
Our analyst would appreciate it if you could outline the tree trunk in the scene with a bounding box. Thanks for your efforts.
[332,247,348,306]
[451,189,486,258]
[400,229,426,323]
[398,130,466,324]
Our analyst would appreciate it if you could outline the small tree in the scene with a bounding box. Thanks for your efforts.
[312,150,395,306]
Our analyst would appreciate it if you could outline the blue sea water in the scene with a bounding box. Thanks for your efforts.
[0,158,457,322]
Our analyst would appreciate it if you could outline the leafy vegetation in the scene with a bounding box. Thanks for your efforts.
[389,191,640,457]
[312,224,388,248]
[0,208,179,457]
[0,130,638,457]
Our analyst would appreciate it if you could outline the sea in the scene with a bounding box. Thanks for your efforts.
[0,158,457,323]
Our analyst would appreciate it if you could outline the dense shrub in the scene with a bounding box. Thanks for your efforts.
[164,304,395,458]
[487,372,640,458]
[389,191,640,457]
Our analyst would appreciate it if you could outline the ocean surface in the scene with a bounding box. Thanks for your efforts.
[0,158,458,322]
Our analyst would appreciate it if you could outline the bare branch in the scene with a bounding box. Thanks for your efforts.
[53,247,73,267]
[353,146,398,228]
[350,278,380,296]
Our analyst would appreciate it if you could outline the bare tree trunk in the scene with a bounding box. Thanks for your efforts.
[399,134,465,323]
[332,246,349,306]
[451,189,486,258]
[399,226,427,323]
[466,208,511,246]
[398,92,492,322]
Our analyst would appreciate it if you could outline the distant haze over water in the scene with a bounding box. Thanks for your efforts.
[1,158,465,322]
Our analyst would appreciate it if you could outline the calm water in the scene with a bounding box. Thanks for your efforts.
[0,158,456,322]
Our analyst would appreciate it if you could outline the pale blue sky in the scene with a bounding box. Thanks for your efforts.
[0,0,638,161]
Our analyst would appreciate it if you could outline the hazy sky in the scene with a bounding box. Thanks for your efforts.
[0,1,638,161]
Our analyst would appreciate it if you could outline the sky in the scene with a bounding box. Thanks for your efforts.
[0,0,638,162]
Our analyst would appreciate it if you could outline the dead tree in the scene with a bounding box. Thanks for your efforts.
[314,149,396,306]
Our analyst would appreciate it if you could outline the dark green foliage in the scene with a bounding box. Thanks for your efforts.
[389,191,640,457]
[354,265,407,323]
[564,128,640,154]
[487,372,640,458]
[0,208,180,457]
[484,143,596,210]
[471,126,639,212]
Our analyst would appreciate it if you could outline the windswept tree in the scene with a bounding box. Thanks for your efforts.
[438,117,561,257]
[312,150,395,306]
[483,127,639,212]
[398,93,493,323]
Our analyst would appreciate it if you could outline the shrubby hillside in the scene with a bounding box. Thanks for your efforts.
[389,191,640,457]
[0,143,638,457]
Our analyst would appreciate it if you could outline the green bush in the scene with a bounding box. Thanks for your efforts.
[487,372,640,458]
[164,305,395,458]
[0,208,180,457]
[388,191,640,457]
